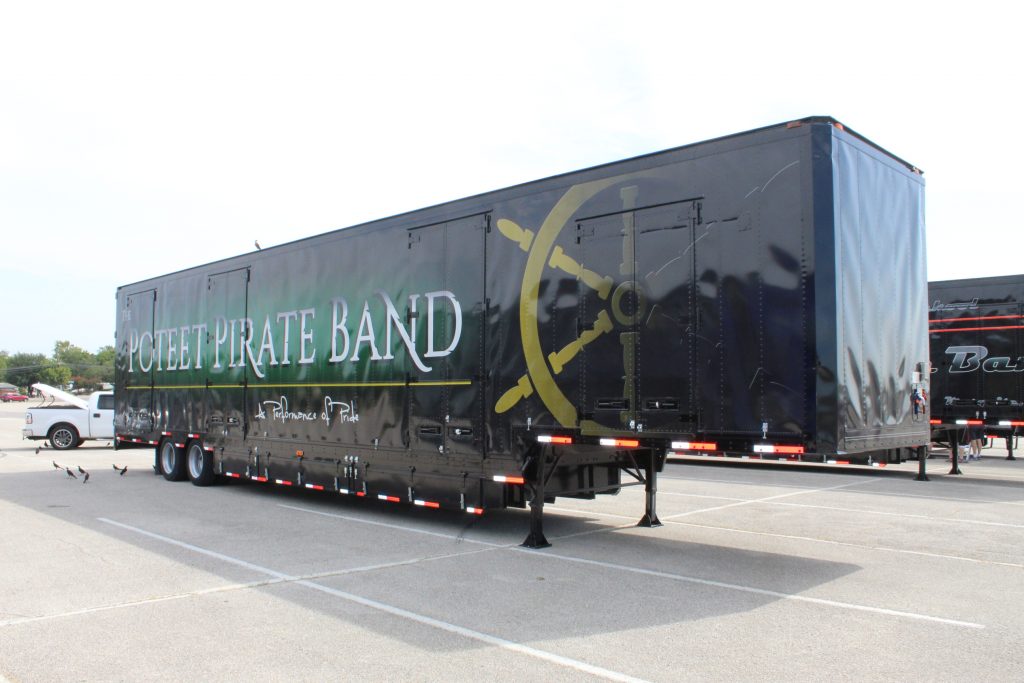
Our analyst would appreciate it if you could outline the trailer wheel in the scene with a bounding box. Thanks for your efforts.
[186,441,217,486]
[49,423,80,451]
[159,440,187,481]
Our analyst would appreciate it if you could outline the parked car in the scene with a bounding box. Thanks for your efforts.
[1,392,29,402]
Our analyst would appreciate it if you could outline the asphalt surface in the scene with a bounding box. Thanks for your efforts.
[1,399,1022,682]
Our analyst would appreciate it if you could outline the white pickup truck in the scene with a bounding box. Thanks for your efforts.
[22,383,114,450]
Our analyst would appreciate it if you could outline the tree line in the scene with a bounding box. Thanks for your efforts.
[0,341,115,393]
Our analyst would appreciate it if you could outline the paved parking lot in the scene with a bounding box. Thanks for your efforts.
[2,400,1023,682]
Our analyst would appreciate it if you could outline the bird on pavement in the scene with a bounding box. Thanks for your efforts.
[77,466,86,474]
[53,461,61,469]
[65,467,77,479]
[255,240,262,250]
[82,471,90,483]
[113,464,128,476]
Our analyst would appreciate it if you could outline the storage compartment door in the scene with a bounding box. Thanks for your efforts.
[576,201,698,436]
[406,214,487,458]
[577,212,639,434]
[204,268,250,439]
[634,202,697,434]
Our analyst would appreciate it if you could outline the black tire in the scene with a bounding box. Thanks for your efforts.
[49,423,80,451]
[159,439,187,481]
[186,441,217,486]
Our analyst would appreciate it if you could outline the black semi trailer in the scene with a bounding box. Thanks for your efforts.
[928,274,1024,460]
[115,117,929,546]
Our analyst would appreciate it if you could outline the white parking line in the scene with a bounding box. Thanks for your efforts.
[670,521,1024,570]
[522,551,984,630]
[97,518,649,683]
[0,547,501,629]
[547,505,1024,570]
[277,503,510,547]
[767,501,1024,529]
[661,478,878,520]
[658,487,1024,509]
[275,499,983,629]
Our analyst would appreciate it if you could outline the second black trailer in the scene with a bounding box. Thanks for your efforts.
[928,274,1024,459]
[115,117,930,545]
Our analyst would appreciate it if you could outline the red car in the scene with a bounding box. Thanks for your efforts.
[1,392,29,402]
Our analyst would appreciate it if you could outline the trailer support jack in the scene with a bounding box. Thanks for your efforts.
[522,449,551,549]
[914,445,929,482]
[637,449,662,527]
[1007,429,1016,461]
[947,429,963,475]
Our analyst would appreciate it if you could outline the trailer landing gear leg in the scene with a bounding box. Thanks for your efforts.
[638,450,662,528]
[914,445,929,482]
[1007,430,1017,461]
[948,428,963,475]
[522,451,551,549]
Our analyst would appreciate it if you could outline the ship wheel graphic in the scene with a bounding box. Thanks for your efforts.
[494,174,687,433]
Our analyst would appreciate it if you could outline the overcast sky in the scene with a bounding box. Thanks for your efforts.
[1,1,1019,355]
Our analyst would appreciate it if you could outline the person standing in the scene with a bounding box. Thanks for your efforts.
[968,425,984,461]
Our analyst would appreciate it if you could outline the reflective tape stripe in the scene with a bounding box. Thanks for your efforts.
[599,438,639,448]
[671,441,717,451]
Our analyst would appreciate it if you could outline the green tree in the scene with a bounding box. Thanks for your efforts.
[3,353,48,389]
[94,345,115,384]
[53,339,99,389]
[39,359,72,388]
[0,351,9,382]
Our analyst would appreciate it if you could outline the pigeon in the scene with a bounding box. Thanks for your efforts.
[53,461,61,469]
[65,467,77,479]
[35,447,40,454]
[82,471,90,483]
[113,464,128,476]
[77,466,86,475]
[254,240,262,250]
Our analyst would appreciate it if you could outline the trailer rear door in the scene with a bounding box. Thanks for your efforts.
[930,301,1024,410]
[577,200,698,436]
[118,289,156,435]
